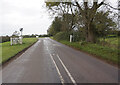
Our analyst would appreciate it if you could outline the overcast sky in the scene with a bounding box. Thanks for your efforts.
[0,0,118,36]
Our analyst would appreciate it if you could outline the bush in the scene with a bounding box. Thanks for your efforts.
[54,31,86,42]
[73,31,85,42]
[79,41,88,45]
[54,32,72,41]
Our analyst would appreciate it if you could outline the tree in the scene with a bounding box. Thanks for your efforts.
[60,13,76,31]
[93,11,117,38]
[46,0,117,43]
[73,0,106,42]
[48,17,62,36]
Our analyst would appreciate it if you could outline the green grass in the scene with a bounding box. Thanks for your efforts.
[39,37,45,38]
[56,40,118,64]
[105,37,118,45]
[99,37,118,47]
[0,38,37,63]
[50,37,53,39]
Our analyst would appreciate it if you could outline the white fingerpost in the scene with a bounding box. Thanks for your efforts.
[21,37,23,44]
[70,35,73,43]
[10,38,12,45]
[19,36,22,44]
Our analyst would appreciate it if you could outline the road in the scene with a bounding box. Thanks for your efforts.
[2,38,119,84]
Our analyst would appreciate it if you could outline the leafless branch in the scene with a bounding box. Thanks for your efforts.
[103,3,119,10]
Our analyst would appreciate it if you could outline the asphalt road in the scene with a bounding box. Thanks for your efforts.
[2,38,119,83]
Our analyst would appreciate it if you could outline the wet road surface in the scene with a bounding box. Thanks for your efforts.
[2,38,119,83]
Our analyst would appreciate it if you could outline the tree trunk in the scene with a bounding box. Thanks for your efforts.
[86,24,96,43]
[87,29,96,43]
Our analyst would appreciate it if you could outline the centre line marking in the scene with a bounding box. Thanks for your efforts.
[50,54,65,85]
[57,54,77,85]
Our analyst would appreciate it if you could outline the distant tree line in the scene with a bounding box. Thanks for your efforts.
[0,34,49,43]
[0,36,10,43]
[23,34,49,38]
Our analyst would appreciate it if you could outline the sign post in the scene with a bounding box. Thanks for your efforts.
[20,28,23,37]
[20,28,23,44]
[19,36,22,44]
[10,38,12,45]
[70,35,73,43]
[10,28,23,45]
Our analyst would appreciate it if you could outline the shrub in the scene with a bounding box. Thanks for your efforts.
[79,41,88,45]
[54,31,86,42]
[54,32,72,41]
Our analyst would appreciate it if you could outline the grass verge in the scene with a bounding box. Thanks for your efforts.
[1,38,37,63]
[51,37,118,66]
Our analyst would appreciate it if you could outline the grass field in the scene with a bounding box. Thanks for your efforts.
[100,37,118,47]
[0,38,37,63]
[52,37,119,65]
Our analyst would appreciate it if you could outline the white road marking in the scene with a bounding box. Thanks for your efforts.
[50,54,65,85]
[57,54,77,85]
[46,39,76,84]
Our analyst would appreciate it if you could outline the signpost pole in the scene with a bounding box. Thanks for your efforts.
[10,38,12,45]
[20,28,23,44]
[70,35,73,43]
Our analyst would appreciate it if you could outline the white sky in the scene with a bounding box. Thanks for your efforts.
[0,0,118,36]
[0,0,54,36]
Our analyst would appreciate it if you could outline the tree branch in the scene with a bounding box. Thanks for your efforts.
[84,0,88,10]
[75,1,83,11]
[103,3,119,10]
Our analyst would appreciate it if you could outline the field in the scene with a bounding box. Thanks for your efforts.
[53,37,119,65]
[0,38,37,63]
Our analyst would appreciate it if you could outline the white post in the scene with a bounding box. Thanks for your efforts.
[70,35,73,43]
[10,38,12,45]
[19,37,22,44]
[21,37,23,44]
[15,38,17,44]
[36,36,39,40]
